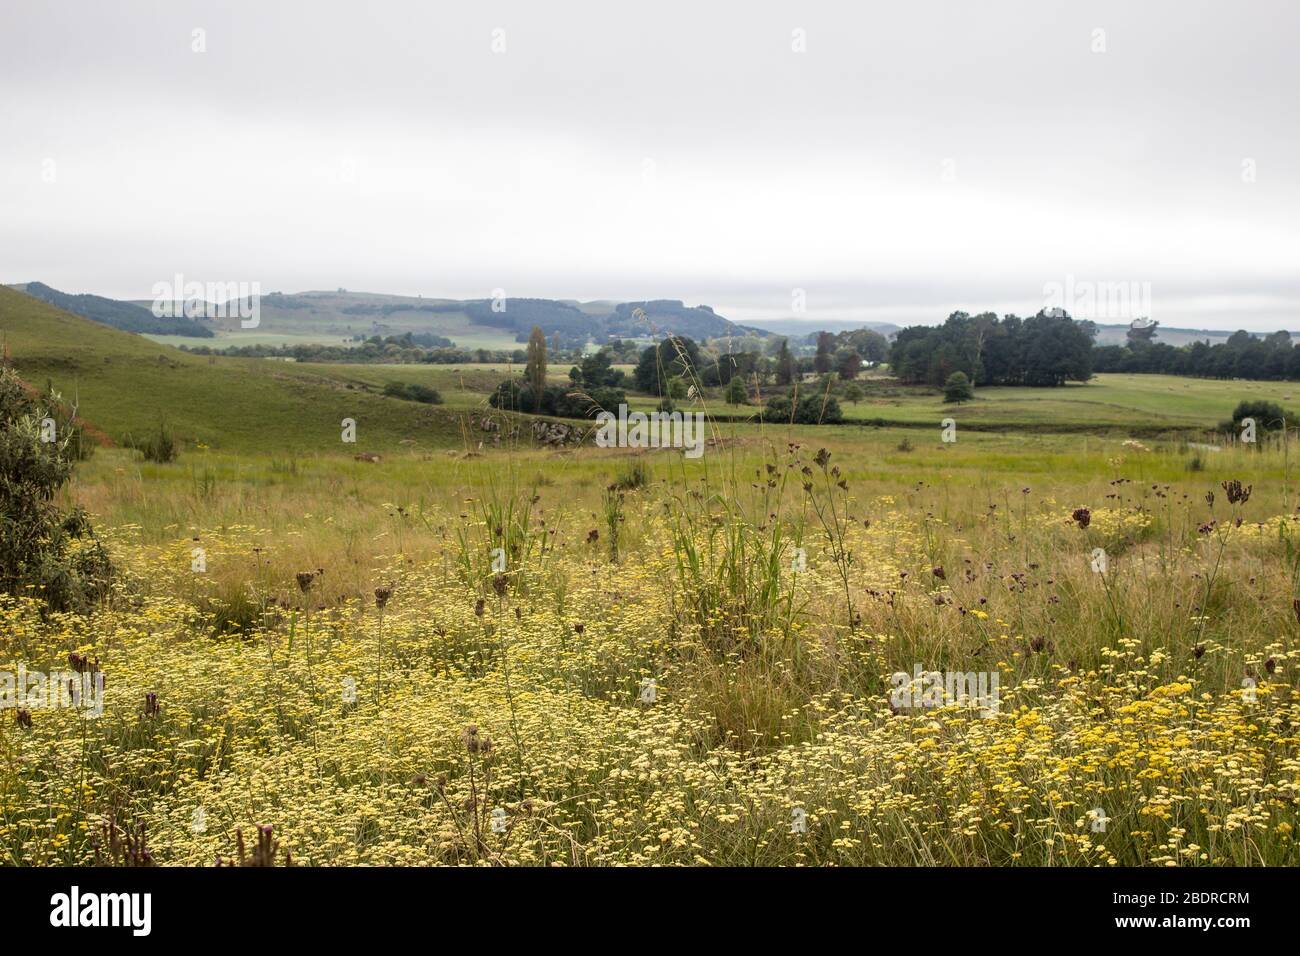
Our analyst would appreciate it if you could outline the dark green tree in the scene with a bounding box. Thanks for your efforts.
[835,348,862,380]
[633,336,701,395]
[725,376,748,405]
[813,332,834,375]
[524,326,548,410]
[774,339,796,387]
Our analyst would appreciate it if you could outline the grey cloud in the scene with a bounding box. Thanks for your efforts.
[1,0,1296,329]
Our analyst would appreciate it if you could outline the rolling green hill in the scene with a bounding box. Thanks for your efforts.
[0,286,490,455]
[15,281,215,337]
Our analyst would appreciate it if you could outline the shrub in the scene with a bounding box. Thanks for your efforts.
[943,371,974,404]
[488,379,622,419]
[725,376,748,406]
[488,378,529,412]
[764,393,845,425]
[134,422,178,463]
[612,459,650,491]
[40,380,95,461]
[0,367,112,611]
[405,383,442,404]
[764,396,793,421]
[815,396,845,424]
[1226,399,1292,431]
[383,381,443,404]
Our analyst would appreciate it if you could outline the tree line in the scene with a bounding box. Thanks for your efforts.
[890,311,1300,388]
[1093,325,1300,380]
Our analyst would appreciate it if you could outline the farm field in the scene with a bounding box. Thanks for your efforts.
[142,331,358,349]
[622,372,1300,435]
[836,374,1300,432]
[3,291,1300,867]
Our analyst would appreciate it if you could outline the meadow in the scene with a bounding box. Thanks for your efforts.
[4,421,1299,866]
[3,289,1300,866]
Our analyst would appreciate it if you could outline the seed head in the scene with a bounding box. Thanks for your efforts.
[1221,479,1252,505]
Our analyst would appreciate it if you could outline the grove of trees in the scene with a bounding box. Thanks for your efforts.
[891,310,1096,387]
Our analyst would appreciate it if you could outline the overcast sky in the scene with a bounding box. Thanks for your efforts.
[2,0,1297,330]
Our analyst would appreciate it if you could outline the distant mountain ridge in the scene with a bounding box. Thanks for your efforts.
[14,285,763,348]
[445,295,757,345]
[12,283,1286,350]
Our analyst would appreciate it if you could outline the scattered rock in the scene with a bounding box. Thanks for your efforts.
[532,420,584,447]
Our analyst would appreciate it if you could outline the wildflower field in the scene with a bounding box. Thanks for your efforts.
[4,420,1299,867]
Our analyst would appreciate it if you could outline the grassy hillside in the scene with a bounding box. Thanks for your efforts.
[0,286,487,455]
[15,281,215,337]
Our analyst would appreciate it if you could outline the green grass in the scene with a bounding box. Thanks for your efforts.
[303,362,525,411]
